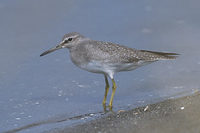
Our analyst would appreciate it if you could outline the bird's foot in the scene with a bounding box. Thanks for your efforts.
[102,103,114,112]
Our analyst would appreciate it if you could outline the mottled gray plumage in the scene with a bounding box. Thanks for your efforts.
[40,32,178,78]
[40,32,178,107]
[71,40,177,63]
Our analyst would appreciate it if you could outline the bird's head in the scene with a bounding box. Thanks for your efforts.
[40,32,85,56]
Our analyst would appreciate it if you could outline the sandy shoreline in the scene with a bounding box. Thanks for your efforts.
[47,91,200,133]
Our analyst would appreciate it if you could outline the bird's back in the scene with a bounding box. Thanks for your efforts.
[77,40,178,64]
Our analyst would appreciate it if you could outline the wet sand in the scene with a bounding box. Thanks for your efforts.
[47,91,200,133]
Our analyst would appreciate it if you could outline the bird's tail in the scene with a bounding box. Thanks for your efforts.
[140,50,179,60]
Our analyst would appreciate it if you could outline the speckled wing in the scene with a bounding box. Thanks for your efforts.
[84,41,141,63]
[83,40,178,63]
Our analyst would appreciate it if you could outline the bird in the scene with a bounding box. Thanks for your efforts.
[40,32,178,108]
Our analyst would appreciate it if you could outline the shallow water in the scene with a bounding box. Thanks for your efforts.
[0,0,200,132]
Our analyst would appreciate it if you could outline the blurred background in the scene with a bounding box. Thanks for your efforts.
[0,0,200,132]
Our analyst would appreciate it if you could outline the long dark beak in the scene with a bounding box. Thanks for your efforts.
[40,43,63,57]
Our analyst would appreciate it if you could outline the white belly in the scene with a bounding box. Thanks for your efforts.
[78,60,152,79]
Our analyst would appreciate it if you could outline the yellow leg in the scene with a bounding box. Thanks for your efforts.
[109,79,117,107]
[102,75,109,105]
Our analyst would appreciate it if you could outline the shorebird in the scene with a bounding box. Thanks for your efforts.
[40,32,178,108]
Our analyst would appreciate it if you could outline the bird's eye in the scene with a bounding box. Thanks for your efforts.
[68,38,72,41]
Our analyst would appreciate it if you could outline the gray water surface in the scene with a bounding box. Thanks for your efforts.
[1,0,200,132]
